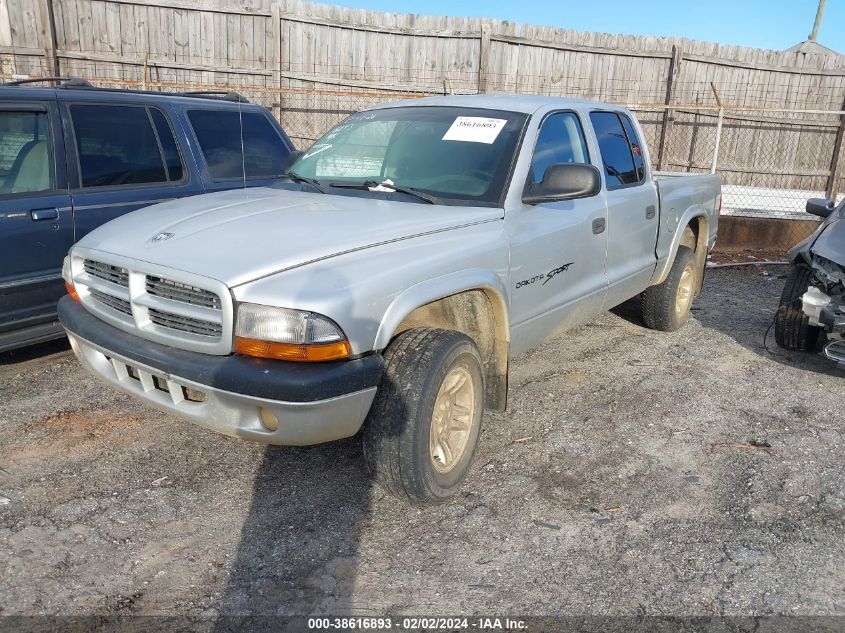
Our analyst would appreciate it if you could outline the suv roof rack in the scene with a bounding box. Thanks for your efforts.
[180,90,250,103]
[2,77,251,104]
[2,76,92,87]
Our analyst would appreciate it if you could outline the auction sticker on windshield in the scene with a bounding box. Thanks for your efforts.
[442,117,507,144]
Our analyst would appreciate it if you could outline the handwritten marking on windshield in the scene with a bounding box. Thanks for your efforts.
[302,144,332,160]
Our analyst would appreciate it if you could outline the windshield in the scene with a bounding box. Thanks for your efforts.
[289,106,528,205]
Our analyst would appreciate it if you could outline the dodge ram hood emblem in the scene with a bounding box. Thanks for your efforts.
[150,231,175,243]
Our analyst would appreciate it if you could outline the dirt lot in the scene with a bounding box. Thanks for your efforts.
[1,266,844,626]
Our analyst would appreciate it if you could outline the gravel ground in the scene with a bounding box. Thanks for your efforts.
[1,266,844,626]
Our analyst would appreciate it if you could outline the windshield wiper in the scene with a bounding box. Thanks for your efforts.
[283,171,327,194]
[329,180,441,205]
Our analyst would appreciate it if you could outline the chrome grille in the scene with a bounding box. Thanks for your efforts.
[75,257,229,351]
[149,308,222,338]
[146,276,221,310]
[84,259,128,287]
[89,288,132,315]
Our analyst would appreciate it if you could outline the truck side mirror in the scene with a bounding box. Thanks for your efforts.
[523,163,602,205]
[281,149,304,172]
[806,198,835,219]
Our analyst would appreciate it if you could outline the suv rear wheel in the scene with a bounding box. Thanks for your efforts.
[363,328,484,504]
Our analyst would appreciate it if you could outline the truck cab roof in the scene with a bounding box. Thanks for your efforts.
[369,93,630,115]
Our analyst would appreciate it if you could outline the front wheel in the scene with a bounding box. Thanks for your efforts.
[642,245,697,332]
[363,328,484,504]
[774,264,821,351]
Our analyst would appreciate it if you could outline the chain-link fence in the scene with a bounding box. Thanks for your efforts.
[634,103,840,253]
[2,62,837,253]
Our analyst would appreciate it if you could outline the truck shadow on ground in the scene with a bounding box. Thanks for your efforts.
[611,267,845,377]
[213,267,397,629]
[694,267,845,377]
[212,436,375,630]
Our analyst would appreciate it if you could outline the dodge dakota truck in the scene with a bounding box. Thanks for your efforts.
[59,95,721,503]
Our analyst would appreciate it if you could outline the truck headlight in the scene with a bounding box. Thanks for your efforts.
[234,303,351,362]
[63,256,79,302]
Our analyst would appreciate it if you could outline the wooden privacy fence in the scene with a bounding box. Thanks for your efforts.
[3,0,845,214]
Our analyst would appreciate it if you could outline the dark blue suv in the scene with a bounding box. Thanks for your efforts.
[0,78,294,352]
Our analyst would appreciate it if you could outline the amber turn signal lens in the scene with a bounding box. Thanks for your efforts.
[65,281,80,302]
[234,336,351,362]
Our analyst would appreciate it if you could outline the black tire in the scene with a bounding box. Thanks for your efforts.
[642,245,697,332]
[363,328,484,504]
[774,264,821,352]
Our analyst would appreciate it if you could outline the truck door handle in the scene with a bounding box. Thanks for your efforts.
[592,217,606,234]
[646,205,656,219]
[30,208,59,221]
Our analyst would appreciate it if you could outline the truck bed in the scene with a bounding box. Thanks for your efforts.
[653,171,721,264]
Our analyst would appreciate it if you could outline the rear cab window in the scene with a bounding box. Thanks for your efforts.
[187,109,290,180]
[619,114,645,182]
[589,111,641,188]
[69,104,186,188]
[0,109,54,196]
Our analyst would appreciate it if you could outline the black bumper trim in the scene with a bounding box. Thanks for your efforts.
[0,318,64,353]
[58,296,384,403]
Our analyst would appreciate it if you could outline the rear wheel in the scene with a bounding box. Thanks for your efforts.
[642,245,697,332]
[363,328,484,504]
[774,264,821,351]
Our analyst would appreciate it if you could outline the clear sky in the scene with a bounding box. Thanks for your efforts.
[333,0,843,53]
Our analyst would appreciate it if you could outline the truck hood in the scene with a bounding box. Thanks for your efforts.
[77,187,503,287]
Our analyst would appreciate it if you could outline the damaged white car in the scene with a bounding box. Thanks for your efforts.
[776,198,845,366]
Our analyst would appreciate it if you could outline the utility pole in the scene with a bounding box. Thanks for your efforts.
[809,0,826,41]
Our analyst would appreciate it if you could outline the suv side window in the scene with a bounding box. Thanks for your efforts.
[619,114,645,183]
[187,109,290,180]
[529,111,589,183]
[70,104,182,188]
[150,108,184,182]
[589,111,638,188]
[0,110,53,195]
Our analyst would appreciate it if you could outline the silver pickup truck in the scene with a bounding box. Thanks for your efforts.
[59,95,720,503]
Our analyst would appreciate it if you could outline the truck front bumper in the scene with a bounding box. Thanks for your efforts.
[57,296,383,445]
